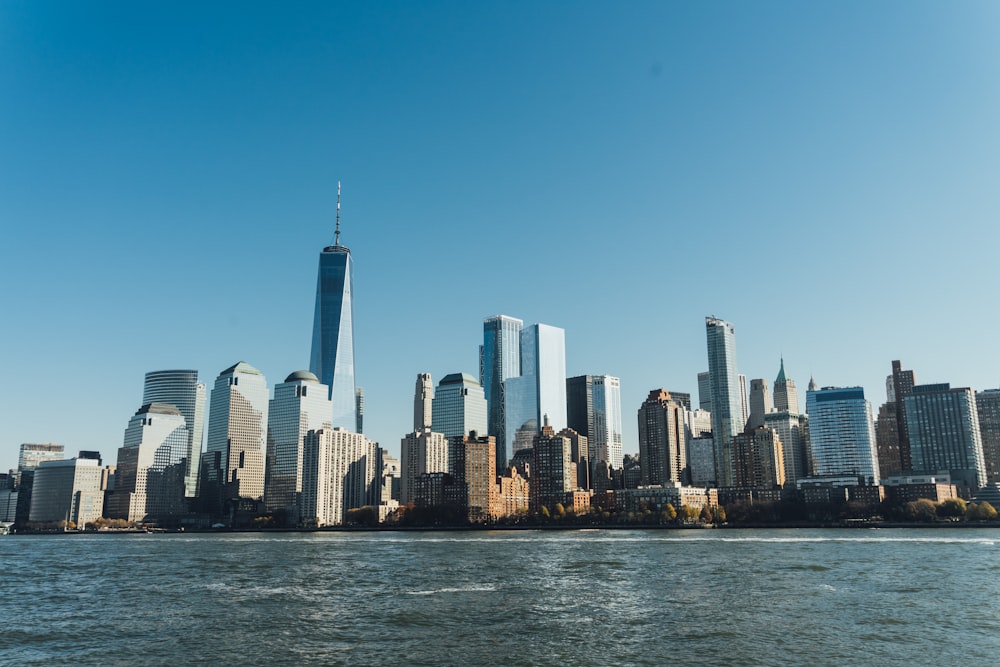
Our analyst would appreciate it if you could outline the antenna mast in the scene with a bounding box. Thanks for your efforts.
[334,181,341,247]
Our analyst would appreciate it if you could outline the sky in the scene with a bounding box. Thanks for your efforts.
[3,1,1000,470]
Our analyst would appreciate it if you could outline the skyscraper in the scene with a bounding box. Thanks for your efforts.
[481,315,523,471]
[203,362,269,510]
[142,370,206,498]
[566,374,624,470]
[264,371,333,519]
[301,427,378,526]
[310,183,357,431]
[772,358,799,414]
[530,419,575,513]
[976,389,1000,485]
[431,373,488,441]
[705,317,743,487]
[414,373,434,431]
[28,457,104,528]
[638,390,687,486]
[107,403,189,522]
[697,371,712,412]
[903,384,986,489]
[805,386,880,484]
[747,379,772,430]
[504,323,567,458]
[891,360,916,470]
[400,429,449,505]
[764,411,808,483]
[732,428,785,489]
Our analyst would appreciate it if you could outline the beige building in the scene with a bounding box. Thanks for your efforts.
[301,428,378,526]
[400,428,448,505]
[29,458,104,527]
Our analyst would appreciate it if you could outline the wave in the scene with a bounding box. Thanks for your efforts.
[405,584,497,596]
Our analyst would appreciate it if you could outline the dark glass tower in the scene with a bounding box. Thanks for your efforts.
[309,184,357,431]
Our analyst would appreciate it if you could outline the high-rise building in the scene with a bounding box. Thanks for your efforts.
[142,370,206,498]
[301,427,378,526]
[530,419,575,513]
[414,373,434,431]
[764,411,808,483]
[891,360,916,470]
[558,427,590,490]
[566,374,624,470]
[431,373,488,441]
[805,387,879,484]
[309,184,357,431]
[449,433,500,522]
[697,372,712,412]
[874,402,903,478]
[732,428,785,489]
[481,315,523,471]
[28,457,104,527]
[355,387,364,434]
[17,443,64,475]
[400,429,449,505]
[264,371,333,519]
[504,323,567,459]
[638,390,687,486]
[687,435,716,487]
[747,379,772,430]
[903,384,986,489]
[705,317,743,487]
[107,403,189,522]
[772,358,799,415]
[203,362,269,509]
[976,389,1000,485]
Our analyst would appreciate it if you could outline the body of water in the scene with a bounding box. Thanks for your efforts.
[1,528,997,665]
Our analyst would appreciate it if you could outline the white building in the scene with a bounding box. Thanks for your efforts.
[301,428,378,526]
[142,370,206,498]
[29,458,104,527]
[400,428,449,505]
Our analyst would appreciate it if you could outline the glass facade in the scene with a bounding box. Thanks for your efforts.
[108,403,189,522]
[205,362,269,503]
[805,387,879,484]
[431,373,488,449]
[481,315,523,471]
[310,245,357,431]
[904,384,986,489]
[503,323,567,461]
[705,317,743,487]
[264,371,333,516]
[142,370,206,498]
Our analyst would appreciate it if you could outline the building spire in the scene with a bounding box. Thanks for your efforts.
[776,356,787,384]
[334,181,341,247]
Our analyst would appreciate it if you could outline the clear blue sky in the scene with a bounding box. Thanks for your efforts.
[3,1,1000,469]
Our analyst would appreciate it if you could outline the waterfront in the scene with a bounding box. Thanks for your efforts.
[1,529,998,666]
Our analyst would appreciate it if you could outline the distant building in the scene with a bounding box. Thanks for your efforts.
[976,389,1000,485]
[875,402,903,478]
[530,419,575,513]
[414,373,434,432]
[566,374,624,469]
[107,403,189,523]
[705,317,743,486]
[481,315,523,471]
[903,384,986,489]
[732,427,785,489]
[400,429,448,505]
[558,427,590,490]
[449,433,500,522]
[637,390,687,486]
[28,458,104,527]
[747,379,772,430]
[687,435,716,487]
[891,360,917,470]
[431,373,488,441]
[504,323,567,457]
[142,370,206,498]
[203,362,269,512]
[17,443,64,482]
[355,387,365,434]
[301,428,378,526]
[697,371,712,412]
[764,411,808,484]
[772,358,799,415]
[806,387,879,484]
[497,468,530,518]
[264,371,332,520]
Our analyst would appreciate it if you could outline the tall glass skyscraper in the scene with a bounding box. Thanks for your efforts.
[481,315,523,471]
[567,374,623,469]
[505,323,567,459]
[142,370,206,498]
[430,373,488,444]
[806,386,880,484]
[903,384,986,489]
[309,186,357,431]
[705,317,743,487]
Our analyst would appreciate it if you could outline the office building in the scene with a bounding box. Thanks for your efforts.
[414,372,434,431]
[17,443,64,479]
[976,389,1000,485]
[903,384,986,489]
[891,360,916,470]
[301,428,378,526]
[875,402,903,478]
[732,428,785,489]
[449,433,500,522]
[431,373,487,441]
[28,457,104,527]
[400,429,449,505]
[567,374,624,470]
[142,370,206,498]
[203,362,269,509]
[697,371,712,412]
[309,184,358,431]
[705,317,744,487]
[264,371,333,519]
[805,387,879,484]
[480,315,523,471]
[687,435,716,487]
[747,379,772,430]
[355,387,364,434]
[638,390,687,486]
[764,411,808,483]
[107,403,189,522]
[530,419,575,513]
[558,427,590,490]
[772,358,799,415]
[505,323,567,458]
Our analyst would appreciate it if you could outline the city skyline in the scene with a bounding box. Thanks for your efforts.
[5,3,1000,468]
